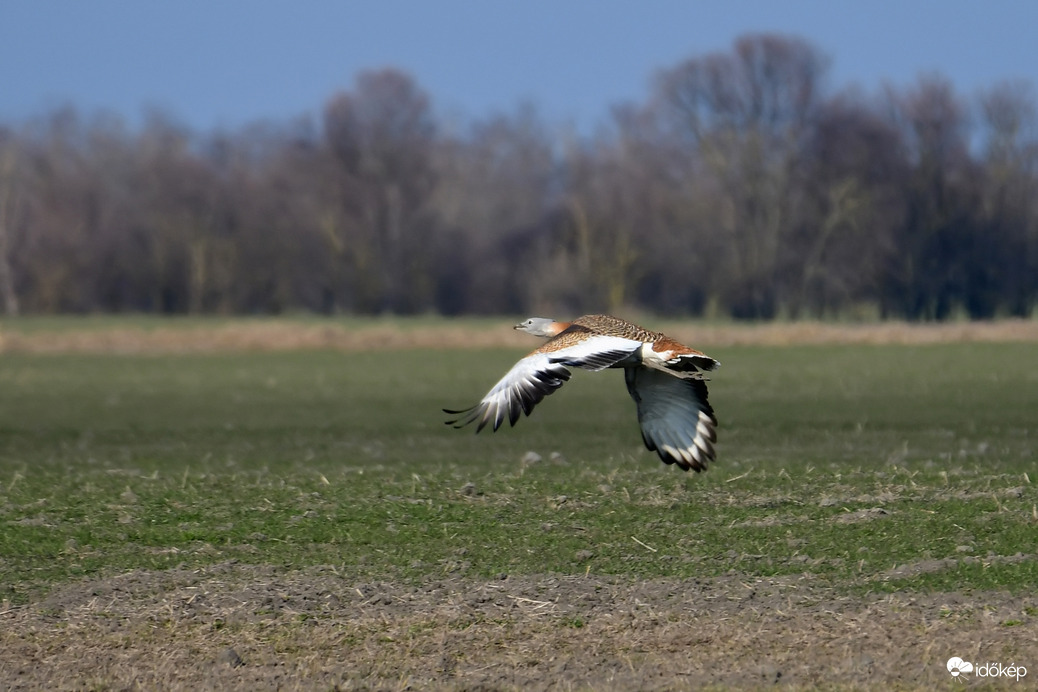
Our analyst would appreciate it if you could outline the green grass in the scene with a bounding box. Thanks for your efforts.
[1,340,1036,605]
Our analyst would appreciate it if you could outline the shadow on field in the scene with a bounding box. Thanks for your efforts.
[1,561,1033,690]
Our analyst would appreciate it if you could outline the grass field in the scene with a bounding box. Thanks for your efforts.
[0,318,1036,689]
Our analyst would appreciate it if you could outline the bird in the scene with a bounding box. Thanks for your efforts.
[444,314,719,471]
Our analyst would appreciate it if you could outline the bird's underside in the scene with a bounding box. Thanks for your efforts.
[444,315,719,472]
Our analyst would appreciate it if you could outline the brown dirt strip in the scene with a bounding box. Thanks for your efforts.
[1,562,1034,690]
[1,318,1036,355]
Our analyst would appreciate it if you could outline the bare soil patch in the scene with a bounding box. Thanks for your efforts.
[1,318,1037,355]
[2,562,1034,690]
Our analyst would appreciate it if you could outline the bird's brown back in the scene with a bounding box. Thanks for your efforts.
[571,314,661,342]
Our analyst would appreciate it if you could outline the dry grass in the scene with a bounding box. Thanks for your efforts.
[1,317,1037,355]
[2,562,1034,690]
[665,318,1038,347]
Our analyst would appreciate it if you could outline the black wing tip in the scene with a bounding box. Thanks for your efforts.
[656,450,710,473]
[443,405,480,430]
[698,357,721,371]
[666,353,720,371]
[444,404,515,432]
[643,428,716,472]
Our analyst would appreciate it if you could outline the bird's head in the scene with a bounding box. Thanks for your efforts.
[514,317,560,337]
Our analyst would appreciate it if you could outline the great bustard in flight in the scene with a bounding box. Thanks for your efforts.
[444,314,719,471]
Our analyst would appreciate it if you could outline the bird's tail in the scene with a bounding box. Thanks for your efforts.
[663,352,720,376]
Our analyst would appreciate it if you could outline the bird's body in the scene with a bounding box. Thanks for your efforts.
[445,315,720,472]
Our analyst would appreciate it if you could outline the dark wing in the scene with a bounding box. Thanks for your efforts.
[624,367,717,472]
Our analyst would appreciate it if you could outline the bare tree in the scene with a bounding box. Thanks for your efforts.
[432,104,559,313]
[652,34,830,317]
[0,39,1035,320]
[878,76,979,319]
[323,69,439,313]
[791,91,908,316]
[0,132,22,315]
[978,82,1038,316]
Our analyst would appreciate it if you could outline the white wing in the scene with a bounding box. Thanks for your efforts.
[445,336,643,432]
[540,334,644,371]
[445,352,571,432]
[624,367,717,471]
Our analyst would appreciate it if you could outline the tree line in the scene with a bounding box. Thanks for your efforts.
[1,34,1036,320]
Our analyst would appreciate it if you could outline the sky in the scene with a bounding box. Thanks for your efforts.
[2,1,1037,134]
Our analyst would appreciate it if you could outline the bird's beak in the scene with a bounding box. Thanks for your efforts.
[513,323,522,330]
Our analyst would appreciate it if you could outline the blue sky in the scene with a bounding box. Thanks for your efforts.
[2,1,1036,133]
